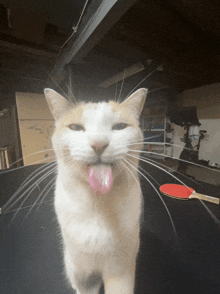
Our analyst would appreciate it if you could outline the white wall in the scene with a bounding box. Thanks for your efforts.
[197,119,220,165]
[173,125,185,159]
[173,83,220,165]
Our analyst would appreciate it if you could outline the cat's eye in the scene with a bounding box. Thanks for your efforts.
[112,123,128,130]
[68,124,85,131]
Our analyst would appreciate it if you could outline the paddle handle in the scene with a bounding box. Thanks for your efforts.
[190,191,220,205]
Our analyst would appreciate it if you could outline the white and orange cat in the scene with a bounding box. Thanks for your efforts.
[44,88,147,294]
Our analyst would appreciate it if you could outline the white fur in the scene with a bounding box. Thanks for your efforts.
[44,88,147,294]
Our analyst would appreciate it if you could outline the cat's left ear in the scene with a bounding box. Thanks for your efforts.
[121,88,147,118]
[44,89,71,121]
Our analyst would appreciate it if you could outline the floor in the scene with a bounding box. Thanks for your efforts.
[1,163,220,294]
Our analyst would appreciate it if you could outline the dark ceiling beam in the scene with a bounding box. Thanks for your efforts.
[0,40,58,59]
[51,0,137,79]
[98,62,145,88]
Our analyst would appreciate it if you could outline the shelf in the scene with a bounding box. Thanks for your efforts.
[141,115,174,158]
[143,153,166,159]
[144,129,165,132]
[143,144,173,149]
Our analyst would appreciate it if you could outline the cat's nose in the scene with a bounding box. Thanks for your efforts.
[91,141,109,156]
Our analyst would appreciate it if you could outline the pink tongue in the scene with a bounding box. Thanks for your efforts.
[88,165,113,195]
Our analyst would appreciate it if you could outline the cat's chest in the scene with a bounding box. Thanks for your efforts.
[54,183,117,248]
[54,176,141,252]
[58,203,118,253]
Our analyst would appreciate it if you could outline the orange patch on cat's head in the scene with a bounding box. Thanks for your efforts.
[109,88,147,127]
[109,101,140,128]
[56,103,85,129]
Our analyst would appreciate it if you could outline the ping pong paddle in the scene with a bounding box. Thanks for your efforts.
[160,184,219,205]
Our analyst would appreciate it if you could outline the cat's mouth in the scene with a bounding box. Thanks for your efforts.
[87,162,114,195]
[87,159,114,167]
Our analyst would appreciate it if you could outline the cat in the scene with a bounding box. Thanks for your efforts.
[44,87,148,294]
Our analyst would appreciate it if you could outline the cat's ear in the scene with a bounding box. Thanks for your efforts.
[121,88,147,118]
[44,89,71,121]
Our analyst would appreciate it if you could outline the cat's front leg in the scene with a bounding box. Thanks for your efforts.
[103,262,136,294]
[74,284,102,294]
[73,272,102,294]
[64,249,102,294]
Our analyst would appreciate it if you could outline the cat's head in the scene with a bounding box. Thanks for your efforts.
[44,88,147,179]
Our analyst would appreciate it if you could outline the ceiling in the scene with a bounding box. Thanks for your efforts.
[1,0,220,107]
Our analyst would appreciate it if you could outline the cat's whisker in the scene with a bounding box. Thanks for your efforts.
[0,152,56,174]
[24,173,57,221]
[8,166,57,224]
[129,141,195,152]
[137,150,198,183]
[128,138,145,145]
[127,138,167,147]
[117,69,126,103]
[128,153,220,224]
[0,147,71,174]
[127,152,187,187]
[17,164,57,204]
[198,200,220,225]
[66,83,79,105]
[129,148,220,174]
[114,82,118,101]
[36,181,56,212]
[138,154,199,184]
[125,65,162,99]
[58,155,82,176]
[115,161,122,173]
[120,160,140,189]
[123,157,178,240]
[46,71,69,100]
[48,72,82,106]
[34,174,56,208]
[62,154,79,168]
[139,134,165,141]
[36,184,41,192]
[0,148,67,175]
[137,162,161,186]
[2,161,56,211]
[3,199,54,215]
[56,73,81,105]
[2,162,57,212]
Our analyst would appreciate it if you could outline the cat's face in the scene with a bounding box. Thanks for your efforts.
[44,89,147,175]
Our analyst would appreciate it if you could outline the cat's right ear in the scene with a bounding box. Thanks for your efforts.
[44,89,71,121]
